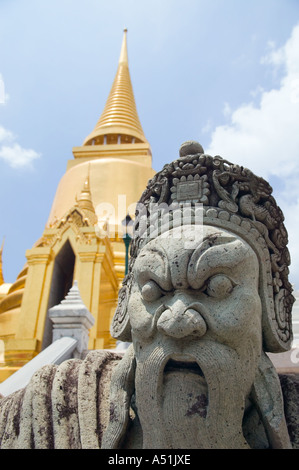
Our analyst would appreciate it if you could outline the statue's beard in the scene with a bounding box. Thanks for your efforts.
[102,339,291,450]
[134,338,257,449]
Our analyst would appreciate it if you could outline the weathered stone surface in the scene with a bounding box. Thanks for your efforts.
[280,374,299,448]
[0,351,121,448]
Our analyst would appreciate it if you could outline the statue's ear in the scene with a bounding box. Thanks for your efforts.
[110,283,132,342]
[250,352,291,449]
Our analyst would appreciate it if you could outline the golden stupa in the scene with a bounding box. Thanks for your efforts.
[0,30,155,382]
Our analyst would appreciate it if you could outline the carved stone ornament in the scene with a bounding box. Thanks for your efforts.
[111,141,294,353]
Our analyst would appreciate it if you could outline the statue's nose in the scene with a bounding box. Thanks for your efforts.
[156,296,207,339]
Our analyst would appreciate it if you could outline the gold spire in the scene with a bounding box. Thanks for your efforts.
[76,169,95,214]
[83,29,147,146]
[0,238,5,286]
[119,28,128,64]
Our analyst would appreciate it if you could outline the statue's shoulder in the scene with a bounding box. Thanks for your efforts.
[280,374,299,449]
[0,349,123,449]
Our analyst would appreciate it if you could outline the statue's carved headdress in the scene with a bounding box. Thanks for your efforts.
[111,141,294,353]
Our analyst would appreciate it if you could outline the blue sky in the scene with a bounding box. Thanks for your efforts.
[0,0,299,290]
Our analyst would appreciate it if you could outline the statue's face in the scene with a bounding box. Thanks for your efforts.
[129,225,262,349]
[127,225,263,448]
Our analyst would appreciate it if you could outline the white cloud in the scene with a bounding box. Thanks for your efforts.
[205,23,299,288]
[260,40,285,68]
[0,144,40,168]
[0,72,40,168]
[0,125,40,169]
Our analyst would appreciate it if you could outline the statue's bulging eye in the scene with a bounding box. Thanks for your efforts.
[206,274,234,298]
[141,280,163,302]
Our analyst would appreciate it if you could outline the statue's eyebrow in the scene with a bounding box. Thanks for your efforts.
[134,246,173,291]
[187,236,250,289]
